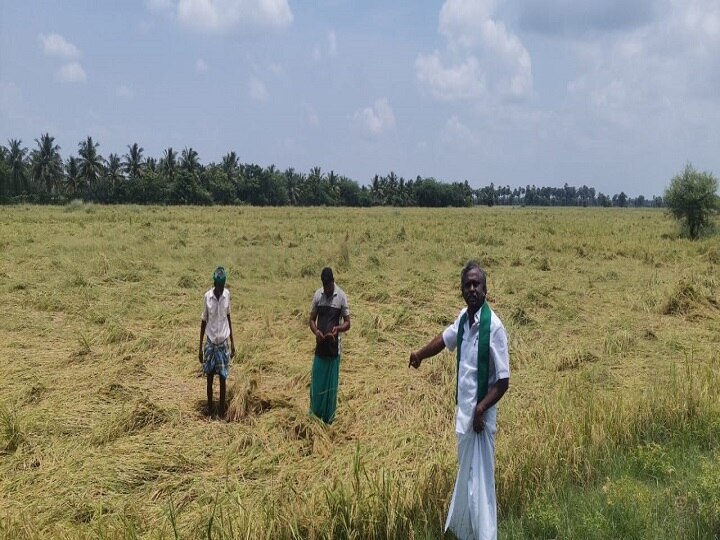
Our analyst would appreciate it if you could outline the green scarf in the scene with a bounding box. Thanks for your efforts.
[213,266,226,286]
[455,301,491,404]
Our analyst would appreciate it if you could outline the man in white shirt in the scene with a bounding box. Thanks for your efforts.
[199,266,236,419]
[409,261,510,540]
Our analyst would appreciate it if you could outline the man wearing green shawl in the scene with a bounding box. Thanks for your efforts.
[308,267,351,424]
[409,261,509,540]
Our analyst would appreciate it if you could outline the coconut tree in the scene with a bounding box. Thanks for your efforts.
[106,153,123,190]
[30,133,63,194]
[0,146,6,198]
[284,167,300,205]
[398,176,408,206]
[221,151,239,183]
[77,136,105,190]
[64,156,80,198]
[327,169,340,203]
[7,139,29,194]
[180,147,200,175]
[160,147,178,182]
[386,171,399,205]
[123,143,144,180]
[371,175,384,205]
[308,166,324,183]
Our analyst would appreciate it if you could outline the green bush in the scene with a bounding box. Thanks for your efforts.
[664,163,719,239]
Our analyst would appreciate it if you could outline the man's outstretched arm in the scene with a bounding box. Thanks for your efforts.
[409,334,446,369]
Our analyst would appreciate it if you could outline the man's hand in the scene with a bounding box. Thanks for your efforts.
[408,351,422,369]
[315,329,325,343]
[230,344,236,359]
[323,327,339,341]
[473,403,486,433]
[198,348,203,364]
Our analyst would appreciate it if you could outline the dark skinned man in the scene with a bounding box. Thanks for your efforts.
[308,267,351,424]
[199,266,236,419]
[409,261,509,540]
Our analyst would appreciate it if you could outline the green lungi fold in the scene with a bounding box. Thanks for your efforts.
[310,354,340,424]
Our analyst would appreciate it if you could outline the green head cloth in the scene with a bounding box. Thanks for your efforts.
[213,266,226,286]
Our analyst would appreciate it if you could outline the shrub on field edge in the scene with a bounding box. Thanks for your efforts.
[664,163,719,240]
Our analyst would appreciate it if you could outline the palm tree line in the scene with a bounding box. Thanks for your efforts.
[0,134,662,207]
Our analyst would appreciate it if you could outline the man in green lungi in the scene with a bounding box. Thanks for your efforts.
[308,267,351,424]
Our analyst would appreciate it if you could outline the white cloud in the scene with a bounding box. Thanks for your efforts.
[195,58,209,73]
[354,98,396,136]
[564,0,720,131]
[268,62,284,75]
[328,30,337,57]
[0,82,24,120]
[138,19,154,33]
[417,0,533,101]
[176,0,293,34]
[249,77,269,101]
[681,0,720,45]
[57,62,87,83]
[38,33,80,60]
[416,52,486,100]
[305,104,319,127]
[441,115,482,146]
[480,19,533,97]
[313,29,338,61]
[39,33,87,84]
[116,84,134,98]
[518,0,657,36]
[589,80,632,128]
[439,0,496,49]
[146,0,174,11]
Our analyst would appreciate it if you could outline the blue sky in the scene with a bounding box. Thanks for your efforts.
[1,0,719,197]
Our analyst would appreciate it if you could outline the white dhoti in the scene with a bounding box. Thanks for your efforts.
[444,411,497,540]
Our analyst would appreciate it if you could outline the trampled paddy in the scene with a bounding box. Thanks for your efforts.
[0,205,718,538]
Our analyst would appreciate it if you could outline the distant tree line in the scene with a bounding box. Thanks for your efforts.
[0,134,664,208]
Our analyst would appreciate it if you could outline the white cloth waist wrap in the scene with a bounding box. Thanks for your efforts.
[444,408,498,540]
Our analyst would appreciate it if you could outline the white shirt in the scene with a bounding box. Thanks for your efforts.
[201,288,231,344]
[443,307,510,434]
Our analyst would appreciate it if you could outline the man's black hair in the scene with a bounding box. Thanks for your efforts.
[321,267,334,283]
[460,260,486,289]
